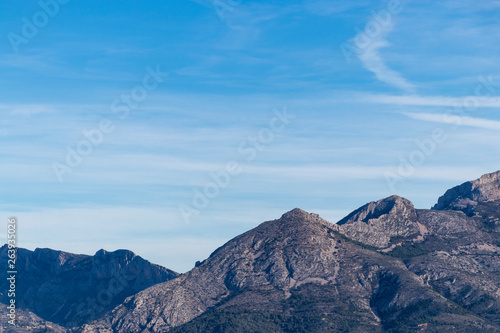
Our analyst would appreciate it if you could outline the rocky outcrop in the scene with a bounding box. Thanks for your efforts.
[334,195,421,249]
[433,170,500,215]
[0,247,179,328]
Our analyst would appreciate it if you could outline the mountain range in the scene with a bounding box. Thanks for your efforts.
[2,170,500,332]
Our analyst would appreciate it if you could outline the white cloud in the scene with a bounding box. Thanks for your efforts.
[367,94,500,107]
[355,23,416,93]
[442,0,500,11]
[305,0,369,16]
[403,112,500,131]
[243,165,482,182]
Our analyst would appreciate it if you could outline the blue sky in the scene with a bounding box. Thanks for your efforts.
[1,0,500,272]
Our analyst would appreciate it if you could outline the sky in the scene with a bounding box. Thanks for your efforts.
[1,0,500,272]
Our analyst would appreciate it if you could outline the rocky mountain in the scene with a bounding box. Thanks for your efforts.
[0,306,66,333]
[334,195,421,249]
[79,171,500,333]
[3,170,500,332]
[0,247,179,330]
[433,170,500,213]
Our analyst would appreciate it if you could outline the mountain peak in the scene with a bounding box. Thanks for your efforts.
[433,170,500,213]
[334,195,419,249]
[280,208,310,219]
[283,207,307,214]
[279,208,330,228]
[95,248,137,260]
[337,195,414,226]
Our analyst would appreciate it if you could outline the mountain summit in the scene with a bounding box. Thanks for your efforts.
[335,195,420,249]
[433,170,500,214]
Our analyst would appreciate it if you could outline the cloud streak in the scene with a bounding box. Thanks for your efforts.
[403,112,500,131]
[367,94,500,107]
[355,23,416,93]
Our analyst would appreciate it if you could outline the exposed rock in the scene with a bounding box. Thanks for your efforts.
[405,208,500,326]
[334,195,421,249]
[0,246,179,328]
[81,206,500,332]
[6,171,500,332]
[433,170,500,215]
[0,306,66,332]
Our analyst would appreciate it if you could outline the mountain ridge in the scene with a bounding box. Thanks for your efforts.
[3,170,500,332]
[79,170,500,332]
[0,246,180,330]
[433,170,500,214]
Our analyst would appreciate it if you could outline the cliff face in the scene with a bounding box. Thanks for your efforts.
[0,247,179,328]
[4,171,500,333]
[433,170,500,215]
[334,195,421,249]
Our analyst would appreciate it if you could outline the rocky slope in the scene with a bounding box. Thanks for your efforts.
[0,247,179,328]
[4,170,500,332]
[81,174,500,333]
[335,201,500,329]
[433,170,500,215]
[0,306,66,333]
[334,195,421,249]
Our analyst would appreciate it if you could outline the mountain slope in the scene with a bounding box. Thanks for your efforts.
[81,205,500,332]
[433,170,500,215]
[0,247,179,328]
[5,170,500,332]
[0,306,66,332]
[334,195,421,249]
[331,172,500,328]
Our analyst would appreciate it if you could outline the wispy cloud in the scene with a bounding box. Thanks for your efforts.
[367,94,500,107]
[0,53,58,72]
[245,165,485,182]
[355,23,416,93]
[442,0,500,11]
[3,0,500,272]
[5,104,57,116]
[403,112,500,131]
[305,0,369,16]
